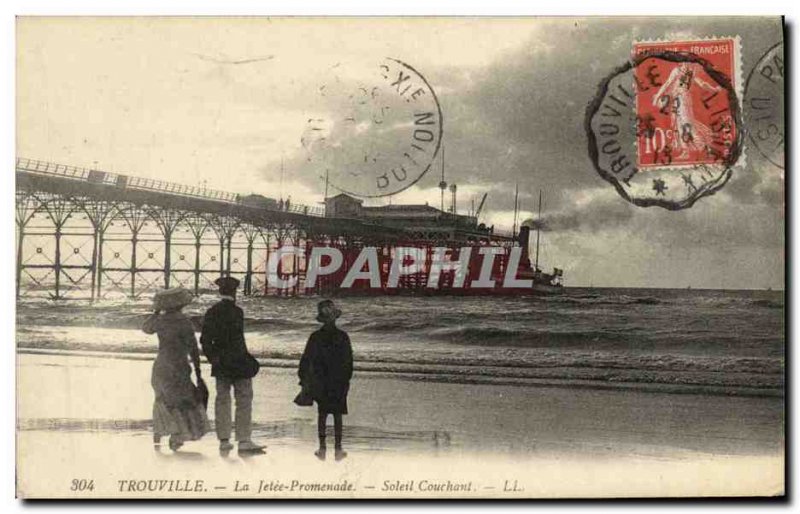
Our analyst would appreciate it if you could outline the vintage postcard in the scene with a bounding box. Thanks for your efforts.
[15,16,785,499]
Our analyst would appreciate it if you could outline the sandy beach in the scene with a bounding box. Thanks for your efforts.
[16,351,784,498]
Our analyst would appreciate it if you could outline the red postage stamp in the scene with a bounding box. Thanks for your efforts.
[633,38,740,170]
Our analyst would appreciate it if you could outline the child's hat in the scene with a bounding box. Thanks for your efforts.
[316,299,342,323]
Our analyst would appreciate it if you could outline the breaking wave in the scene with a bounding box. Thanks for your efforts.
[16,287,784,396]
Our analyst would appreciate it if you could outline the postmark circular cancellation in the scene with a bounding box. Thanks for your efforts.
[586,38,744,210]
[744,42,784,170]
[301,58,443,198]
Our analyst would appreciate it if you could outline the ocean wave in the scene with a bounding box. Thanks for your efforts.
[350,349,784,376]
[18,347,784,397]
[16,289,784,338]
[546,292,784,310]
[547,295,663,307]
[244,317,314,330]
[350,318,450,333]
[748,298,784,309]
[423,325,641,347]
[17,333,783,377]
[15,305,316,332]
[15,288,784,393]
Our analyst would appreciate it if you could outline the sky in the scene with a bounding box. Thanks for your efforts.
[16,16,784,288]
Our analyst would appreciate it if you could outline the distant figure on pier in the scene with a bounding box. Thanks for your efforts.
[298,300,353,461]
[200,276,265,455]
[143,287,208,452]
[285,196,292,211]
[278,198,284,211]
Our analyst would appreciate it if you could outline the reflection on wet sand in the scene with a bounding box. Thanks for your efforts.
[16,352,784,498]
[18,417,454,453]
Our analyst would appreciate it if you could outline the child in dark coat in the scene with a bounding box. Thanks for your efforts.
[298,300,353,461]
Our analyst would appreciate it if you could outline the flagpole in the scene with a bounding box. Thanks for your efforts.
[512,183,519,237]
[535,189,542,270]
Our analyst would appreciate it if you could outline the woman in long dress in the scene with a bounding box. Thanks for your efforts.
[142,287,208,451]
[298,300,353,461]
[652,62,721,159]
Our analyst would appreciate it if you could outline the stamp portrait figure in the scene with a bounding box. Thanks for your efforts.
[652,62,722,159]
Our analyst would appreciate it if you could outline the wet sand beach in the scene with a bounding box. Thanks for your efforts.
[16,352,784,498]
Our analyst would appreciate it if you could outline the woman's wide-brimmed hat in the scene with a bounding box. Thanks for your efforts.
[316,299,342,323]
[153,287,194,311]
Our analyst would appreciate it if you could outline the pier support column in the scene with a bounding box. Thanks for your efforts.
[264,233,271,295]
[89,229,98,301]
[15,224,25,299]
[95,228,105,300]
[54,225,62,300]
[225,235,233,277]
[130,232,138,298]
[194,235,201,295]
[163,229,172,289]
[218,238,225,276]
[245,239,254,296]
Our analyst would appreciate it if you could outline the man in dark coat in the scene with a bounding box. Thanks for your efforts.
[200,276,264,453]
[299,300,353,461]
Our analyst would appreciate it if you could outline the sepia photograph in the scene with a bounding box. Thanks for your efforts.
[13,15,785,499]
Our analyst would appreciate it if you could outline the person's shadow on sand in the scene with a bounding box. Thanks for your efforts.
[155,450,206,461]
[236,450,267,460]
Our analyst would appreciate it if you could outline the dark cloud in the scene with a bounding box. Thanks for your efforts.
[447,17,783,205]
[262,17,785,287]
[273,17,783,212]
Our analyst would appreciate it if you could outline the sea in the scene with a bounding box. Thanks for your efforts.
[16,287,785,397]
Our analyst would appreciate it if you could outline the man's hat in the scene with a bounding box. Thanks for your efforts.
[214,276,240,289]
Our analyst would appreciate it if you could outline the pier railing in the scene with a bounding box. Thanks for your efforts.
[16,157,325,217]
